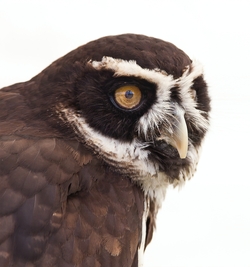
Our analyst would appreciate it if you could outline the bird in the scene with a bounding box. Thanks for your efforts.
[0,33,211,267]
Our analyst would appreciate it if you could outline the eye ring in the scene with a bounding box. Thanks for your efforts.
[113,85,142,110]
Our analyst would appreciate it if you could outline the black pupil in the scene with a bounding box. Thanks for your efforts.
[125,90,134,99]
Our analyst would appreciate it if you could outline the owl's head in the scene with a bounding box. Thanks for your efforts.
[36,34,210,204]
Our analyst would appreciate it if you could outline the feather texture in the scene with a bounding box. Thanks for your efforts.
[0,33,210,266]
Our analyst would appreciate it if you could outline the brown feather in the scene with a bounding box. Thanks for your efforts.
[0,134,144,266]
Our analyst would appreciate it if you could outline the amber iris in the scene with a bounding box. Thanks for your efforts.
[114,85,142,109]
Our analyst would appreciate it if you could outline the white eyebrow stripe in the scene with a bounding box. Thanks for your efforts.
[90,56,204,92]
[90,56,176,96]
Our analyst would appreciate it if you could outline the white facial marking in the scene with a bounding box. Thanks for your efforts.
[58,57,209,208]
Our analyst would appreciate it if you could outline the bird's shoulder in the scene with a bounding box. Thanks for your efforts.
[0,135,93,215]
[0,134,144,266]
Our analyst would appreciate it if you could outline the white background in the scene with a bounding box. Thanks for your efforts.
[1,1,250,266]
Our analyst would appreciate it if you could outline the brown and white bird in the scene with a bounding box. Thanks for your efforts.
[0,34,210,267]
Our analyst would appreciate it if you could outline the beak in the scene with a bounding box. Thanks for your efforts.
[171,108,188,159]
[156,106,188,159]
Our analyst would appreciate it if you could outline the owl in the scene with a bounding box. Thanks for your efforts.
[0,34,210,267]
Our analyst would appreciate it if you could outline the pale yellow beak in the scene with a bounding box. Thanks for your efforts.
[155,106,188,159]
[171,109,188,159]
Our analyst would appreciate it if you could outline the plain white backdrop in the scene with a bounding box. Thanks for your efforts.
[1,1,250,266]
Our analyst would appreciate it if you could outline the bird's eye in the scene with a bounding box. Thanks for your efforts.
[114,85,142,109]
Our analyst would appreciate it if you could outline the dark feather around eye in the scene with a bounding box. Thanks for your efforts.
[191,76,211,114]
[170,86,182,104]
